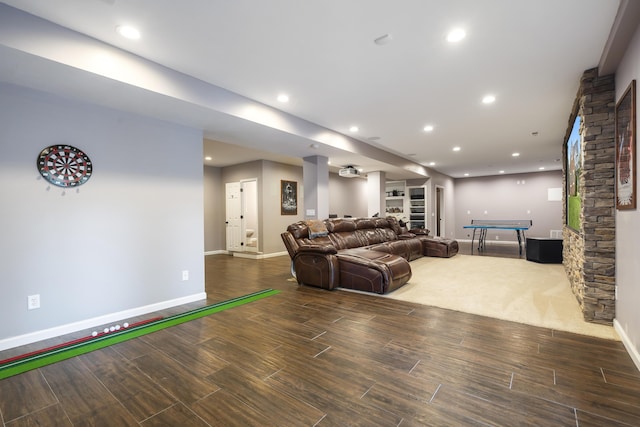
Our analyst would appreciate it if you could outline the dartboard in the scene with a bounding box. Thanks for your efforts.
[37,145,93,188]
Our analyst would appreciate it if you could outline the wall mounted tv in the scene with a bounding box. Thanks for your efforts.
[566,115,582,231]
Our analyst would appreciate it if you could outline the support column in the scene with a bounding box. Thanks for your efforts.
[303,155,329,220]
[367,171,386,218]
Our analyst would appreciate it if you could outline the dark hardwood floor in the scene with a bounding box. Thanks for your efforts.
[1,251,639,426]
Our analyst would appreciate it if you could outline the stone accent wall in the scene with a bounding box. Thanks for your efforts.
[563,68,616,325]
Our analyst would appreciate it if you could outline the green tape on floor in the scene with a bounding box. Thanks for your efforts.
[0,289,279,380]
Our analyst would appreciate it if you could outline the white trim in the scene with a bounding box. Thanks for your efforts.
[0,292,207,351]
[457,238,520,246]
[204,250,288,259]
[205,249,229,256]
[233,250,288,260]
[614,319,640,372]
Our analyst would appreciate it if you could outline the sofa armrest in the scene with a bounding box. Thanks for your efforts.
[297,244,338,255]
[409,228,430,235]
[398,233,417,240]
[293,251,339,290]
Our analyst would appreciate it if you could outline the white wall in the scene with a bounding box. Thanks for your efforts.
[453,171,563,241]
[613,23,640,367]
[0,83,205,348]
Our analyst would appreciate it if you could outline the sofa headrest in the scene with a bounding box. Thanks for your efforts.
[355,218,376,229]
[287,221,309,239]
[372,218,391,229]
[326,219,357,233]
[385,216,402,234]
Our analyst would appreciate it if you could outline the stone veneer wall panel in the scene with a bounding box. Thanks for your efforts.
[563,68,616,325]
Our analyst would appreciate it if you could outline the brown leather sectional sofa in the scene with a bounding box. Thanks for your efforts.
[281,216,458,294]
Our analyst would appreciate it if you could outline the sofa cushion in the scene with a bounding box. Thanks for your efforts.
[336,248,412,294]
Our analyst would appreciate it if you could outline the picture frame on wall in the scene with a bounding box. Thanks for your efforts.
[616,79,636,210]
[280,180,297,215]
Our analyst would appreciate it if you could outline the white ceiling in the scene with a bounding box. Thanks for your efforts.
[0,0,625,179]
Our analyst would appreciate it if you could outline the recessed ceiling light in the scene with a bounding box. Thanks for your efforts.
[464,173,470,177]
[482,94,496,104]
[447,28,466,43]
[512,152,520,157]
[116,25,140,40]
[277,94,289,103]
[423,125,434,132]
[429,162,435,166]
[499,170,505,174]
[204,156,212,161]
[453,146,461,152]
[539,166,545,170]
[349,126,359,132]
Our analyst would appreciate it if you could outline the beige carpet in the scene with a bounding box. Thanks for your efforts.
[384,254,619,340]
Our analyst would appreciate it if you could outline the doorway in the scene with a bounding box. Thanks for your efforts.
[435,185,445,237]
[225,179,259,253]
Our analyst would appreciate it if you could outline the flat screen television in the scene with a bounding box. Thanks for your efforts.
[566,115,582,231]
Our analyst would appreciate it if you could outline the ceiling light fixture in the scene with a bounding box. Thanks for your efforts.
[453,146,461,152]
[482,94,496,104]
[204,156,212,161]
[349,126,359,132]
[539,166,545,170]
[512,152,520,157]
[116,25,140,40]
[423,125,434,132]
[464,173,470,177]
[499,170,505,174]
[447,28,466,43]
[277,94,289,103]
[374,34,393,45]
[429,162,435,166]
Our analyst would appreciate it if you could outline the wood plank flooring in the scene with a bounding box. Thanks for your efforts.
[1,252,639,426]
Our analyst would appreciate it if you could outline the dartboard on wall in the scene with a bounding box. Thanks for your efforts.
[37,145,93,188]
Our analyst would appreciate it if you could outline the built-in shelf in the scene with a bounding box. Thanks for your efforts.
[385,181,427,229]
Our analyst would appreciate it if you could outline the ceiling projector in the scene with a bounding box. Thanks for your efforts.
[338,166,360,178]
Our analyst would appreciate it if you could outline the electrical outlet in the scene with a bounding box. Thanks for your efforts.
[28,294,40,310]
[182,270,189,281]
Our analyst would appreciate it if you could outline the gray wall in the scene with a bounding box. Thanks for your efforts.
[454,171,563,241]
[0,83,205,347]
[203,165,224,253]
[328,173,368,218]
[613,22,640,367]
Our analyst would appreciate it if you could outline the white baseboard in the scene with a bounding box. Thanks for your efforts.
[614,319,640,372]
[0,292,207,352]
[204,249,229,256]
[233,250,288,259]
[457,238,520,246]
[204,250,288,259]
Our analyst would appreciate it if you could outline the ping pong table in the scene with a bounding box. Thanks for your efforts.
[463,220,532,256]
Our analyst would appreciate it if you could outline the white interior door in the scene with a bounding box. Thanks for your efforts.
[225,182,242,252]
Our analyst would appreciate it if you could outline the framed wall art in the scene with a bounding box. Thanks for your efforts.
[280,180,297,215]
[616,79,636,210]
